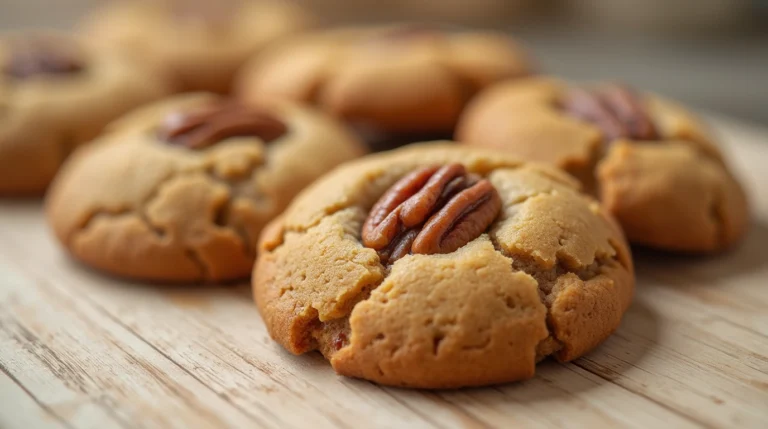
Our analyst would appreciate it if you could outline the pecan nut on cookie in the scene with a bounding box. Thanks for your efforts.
[456,77,749,252]
[46,94,366,283]
[80,0,313,93]
[253,144,634,388]
[0,33,171,195]
[236,25,534,151]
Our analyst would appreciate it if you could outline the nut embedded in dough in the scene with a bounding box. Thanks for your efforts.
[361,163,502,264]
[0,32,172,195]
[253,143,634,388]
[157,101,288,149]
[45,93,366,282]
[457,77,749,252]
[236,25,535,150]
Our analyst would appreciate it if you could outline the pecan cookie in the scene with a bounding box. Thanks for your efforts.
[80,0,312,93]
[46,93,365,282]
[253,144,634,388]
[236,25,534,151]
[457,77,749,253]
[0,33,171,195]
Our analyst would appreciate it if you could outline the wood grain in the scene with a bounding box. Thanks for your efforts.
[0,115,767,429]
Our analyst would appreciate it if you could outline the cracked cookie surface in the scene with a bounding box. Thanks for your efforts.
[236,25,533,149]
[456,77,749,252]
[46,93,365,283]
[253,143,633,388]
[0,32,171,195]
[80,0,312,94]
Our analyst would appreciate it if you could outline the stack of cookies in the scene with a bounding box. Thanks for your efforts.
[1,0,748,389]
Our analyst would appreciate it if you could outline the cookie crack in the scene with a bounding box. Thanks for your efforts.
[267,200,357,252]
[177,160,269,279]
[268,209,389,355]
[487,182,629,361]
[74,170,177,240]
[488,227,616,361]
[503,187,559,210]
[265,165,534,253]
[72,165,260,281]
[269,166,559,354]
[309,268,387,357]
[72,169,216,277]
[68,207,133,246]
[184,246,209,280]
[202,168,264,260]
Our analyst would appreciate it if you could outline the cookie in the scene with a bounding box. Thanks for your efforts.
[253,143,634,388]
[80,0,313,94]
[46,93,366,282]
[457,77,749,252]
[0,32,171,195]
[236,25,534,151]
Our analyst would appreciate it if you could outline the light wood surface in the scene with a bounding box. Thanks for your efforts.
[1,115,767,429]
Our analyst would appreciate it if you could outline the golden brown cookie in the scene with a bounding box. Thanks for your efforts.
[456,77,749,253]
[236,25,534,151]
[0,32,171,195]
[253,144,633,388]
[46,93,366,283]
[80,0,313,93]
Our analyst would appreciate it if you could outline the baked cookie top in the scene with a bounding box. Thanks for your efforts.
[46,93,365,282]
[0,32,171,195]
[457,77,749,252]
[80,0,312,93]
[237,25,534,135]
[253,144,634,388]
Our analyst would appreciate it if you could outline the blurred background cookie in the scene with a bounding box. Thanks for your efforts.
[46,93,365,282]
[254,144,634,388]
[4,0,766,122]
[79,0,313,94]
[236,25,534,151]
[457,77,750,252]
[0,32,171,195]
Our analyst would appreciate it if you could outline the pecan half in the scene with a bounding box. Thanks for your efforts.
[362,164,502,264]
[3,39,84,79]
[561,84,659,143]
[157,102,288,149]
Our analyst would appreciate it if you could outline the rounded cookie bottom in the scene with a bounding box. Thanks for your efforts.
[45,95,366,283]
[598,142,749,253]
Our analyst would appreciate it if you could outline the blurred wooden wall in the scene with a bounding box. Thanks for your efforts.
[290,0,543,27]
[0,0,762,34]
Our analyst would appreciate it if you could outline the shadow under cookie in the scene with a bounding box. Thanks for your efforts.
[350,123,454,152]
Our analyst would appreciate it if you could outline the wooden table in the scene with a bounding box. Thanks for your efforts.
[1,115,767,429]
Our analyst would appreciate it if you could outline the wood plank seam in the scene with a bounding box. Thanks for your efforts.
[0,364,77,429]
[374,387,443,429]
[95,306,278,425]
[0,251,268,429]
[719,317,768,341]
[678,329,768,377]
[424,393,494,429]
[34,276,276,429]
[0,306,135,429]
[0,226,420,428]
[570,361,712,428]
[34,270,357,428]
